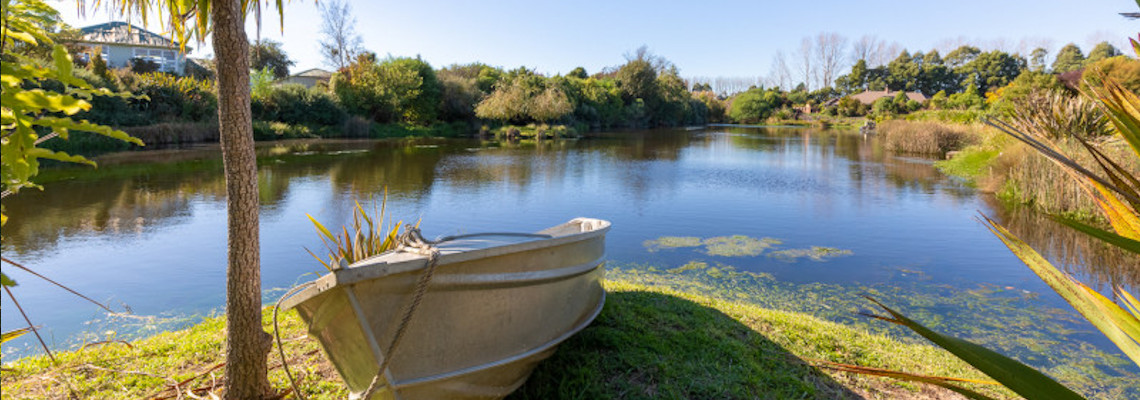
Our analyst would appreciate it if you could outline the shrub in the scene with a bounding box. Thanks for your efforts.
[79,72,216,126]
[836,96,866,117]
[129,57,160,74]
[871,97,898,116]
[130,72,217,122]
[475,72,573,124]
[728,88,780,123]
[1006,90,1109,139]
[252,84,346,127]
[332,55,442,125]
[945,85,985,110]
[1082,56,1140,94]
[252,120,317,140]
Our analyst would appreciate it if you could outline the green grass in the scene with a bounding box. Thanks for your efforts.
[1,278,1014,400]
[934,146,1001,182]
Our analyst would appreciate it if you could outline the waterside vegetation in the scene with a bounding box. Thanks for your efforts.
[0,279,1016,400]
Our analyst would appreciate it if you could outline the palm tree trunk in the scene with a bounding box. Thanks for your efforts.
[212,0,271,398]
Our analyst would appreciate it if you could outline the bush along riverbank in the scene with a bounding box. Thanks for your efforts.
[0,279,1012,400]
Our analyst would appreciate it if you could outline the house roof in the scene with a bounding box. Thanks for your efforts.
[79,22,187,50]
[290,68,334,79]
[848,89,927,105]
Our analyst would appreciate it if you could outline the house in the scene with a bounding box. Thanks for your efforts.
[281,68,334,88]
[78,22,191,74]
[842,89,928,106]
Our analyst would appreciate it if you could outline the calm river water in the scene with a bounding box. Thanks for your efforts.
[1,126,1136,392]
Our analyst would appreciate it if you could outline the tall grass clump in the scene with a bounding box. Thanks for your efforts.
[879,120,978,155]
[1006,90,1109,140]
[306,198,406,271]
[994,87,1137,216]
[999,139,1140,217]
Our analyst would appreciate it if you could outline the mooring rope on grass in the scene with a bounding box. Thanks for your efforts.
[274,227,552,400]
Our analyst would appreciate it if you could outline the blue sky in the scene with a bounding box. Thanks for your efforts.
[58,0,1138,79]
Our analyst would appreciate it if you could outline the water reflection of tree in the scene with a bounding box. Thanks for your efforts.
[1,168,224,256]
[326,140,444,200]
[983,195,1140,291]
[1,140,447,256]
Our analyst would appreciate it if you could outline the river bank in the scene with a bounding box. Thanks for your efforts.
[0,279,1012,400]
[872,118,1140,221]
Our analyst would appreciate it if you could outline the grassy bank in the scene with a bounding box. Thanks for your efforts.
[925,119,1139,219]
[0,279,1009,399]
[40,119,475,156]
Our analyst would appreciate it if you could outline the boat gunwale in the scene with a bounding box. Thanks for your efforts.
[280,218,611,311]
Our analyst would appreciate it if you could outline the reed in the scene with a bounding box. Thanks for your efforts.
[878,120,978,155]
[999,138,1140,216]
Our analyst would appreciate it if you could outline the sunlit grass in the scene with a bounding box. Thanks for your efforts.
[0,276,1037,400]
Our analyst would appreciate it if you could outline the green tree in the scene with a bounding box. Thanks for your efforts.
[616,58,658,105]
[728,88,781,123]
[835,59,868,94]
[1083,55,1140,93]
[475,71,572,123]
[986,71,1064,116]
[568,66,588,79]
[1051,43,1086,73]
[958,50,1026,92]
[917,50,955,95]
[886,50,919,91]
[1029,47,1049,72]
[249,39,293,79]
[944,45,981,69]
[437,67,484,122]
[332,55,441,125]
[1085,41,1121,65]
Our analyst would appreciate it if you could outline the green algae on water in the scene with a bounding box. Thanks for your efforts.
[701,235,782,257]
[643,236,703,252]
[769,246,854,262]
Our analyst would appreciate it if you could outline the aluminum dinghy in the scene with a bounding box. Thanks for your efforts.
[281,218,610,400]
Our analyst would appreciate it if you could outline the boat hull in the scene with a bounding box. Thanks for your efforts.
[283,218,610,400]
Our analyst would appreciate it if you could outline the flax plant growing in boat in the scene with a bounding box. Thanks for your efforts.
[842,36,1140,400]
[306,195,408,271]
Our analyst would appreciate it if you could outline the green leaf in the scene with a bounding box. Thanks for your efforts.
[11,89,91,115]
[33,117,145,146]
[307,214,337,243]
[27,148,95,166]
[983,215,1140,366]
[1,272,16,287]
[1052,215,1140,255]
[864,297,1085,400]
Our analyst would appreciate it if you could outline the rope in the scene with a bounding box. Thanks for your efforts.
[273,282,315,400]
[360,226,442,399]
[273,228,552,399]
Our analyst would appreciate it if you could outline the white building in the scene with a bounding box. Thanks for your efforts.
[78,22,191,75]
